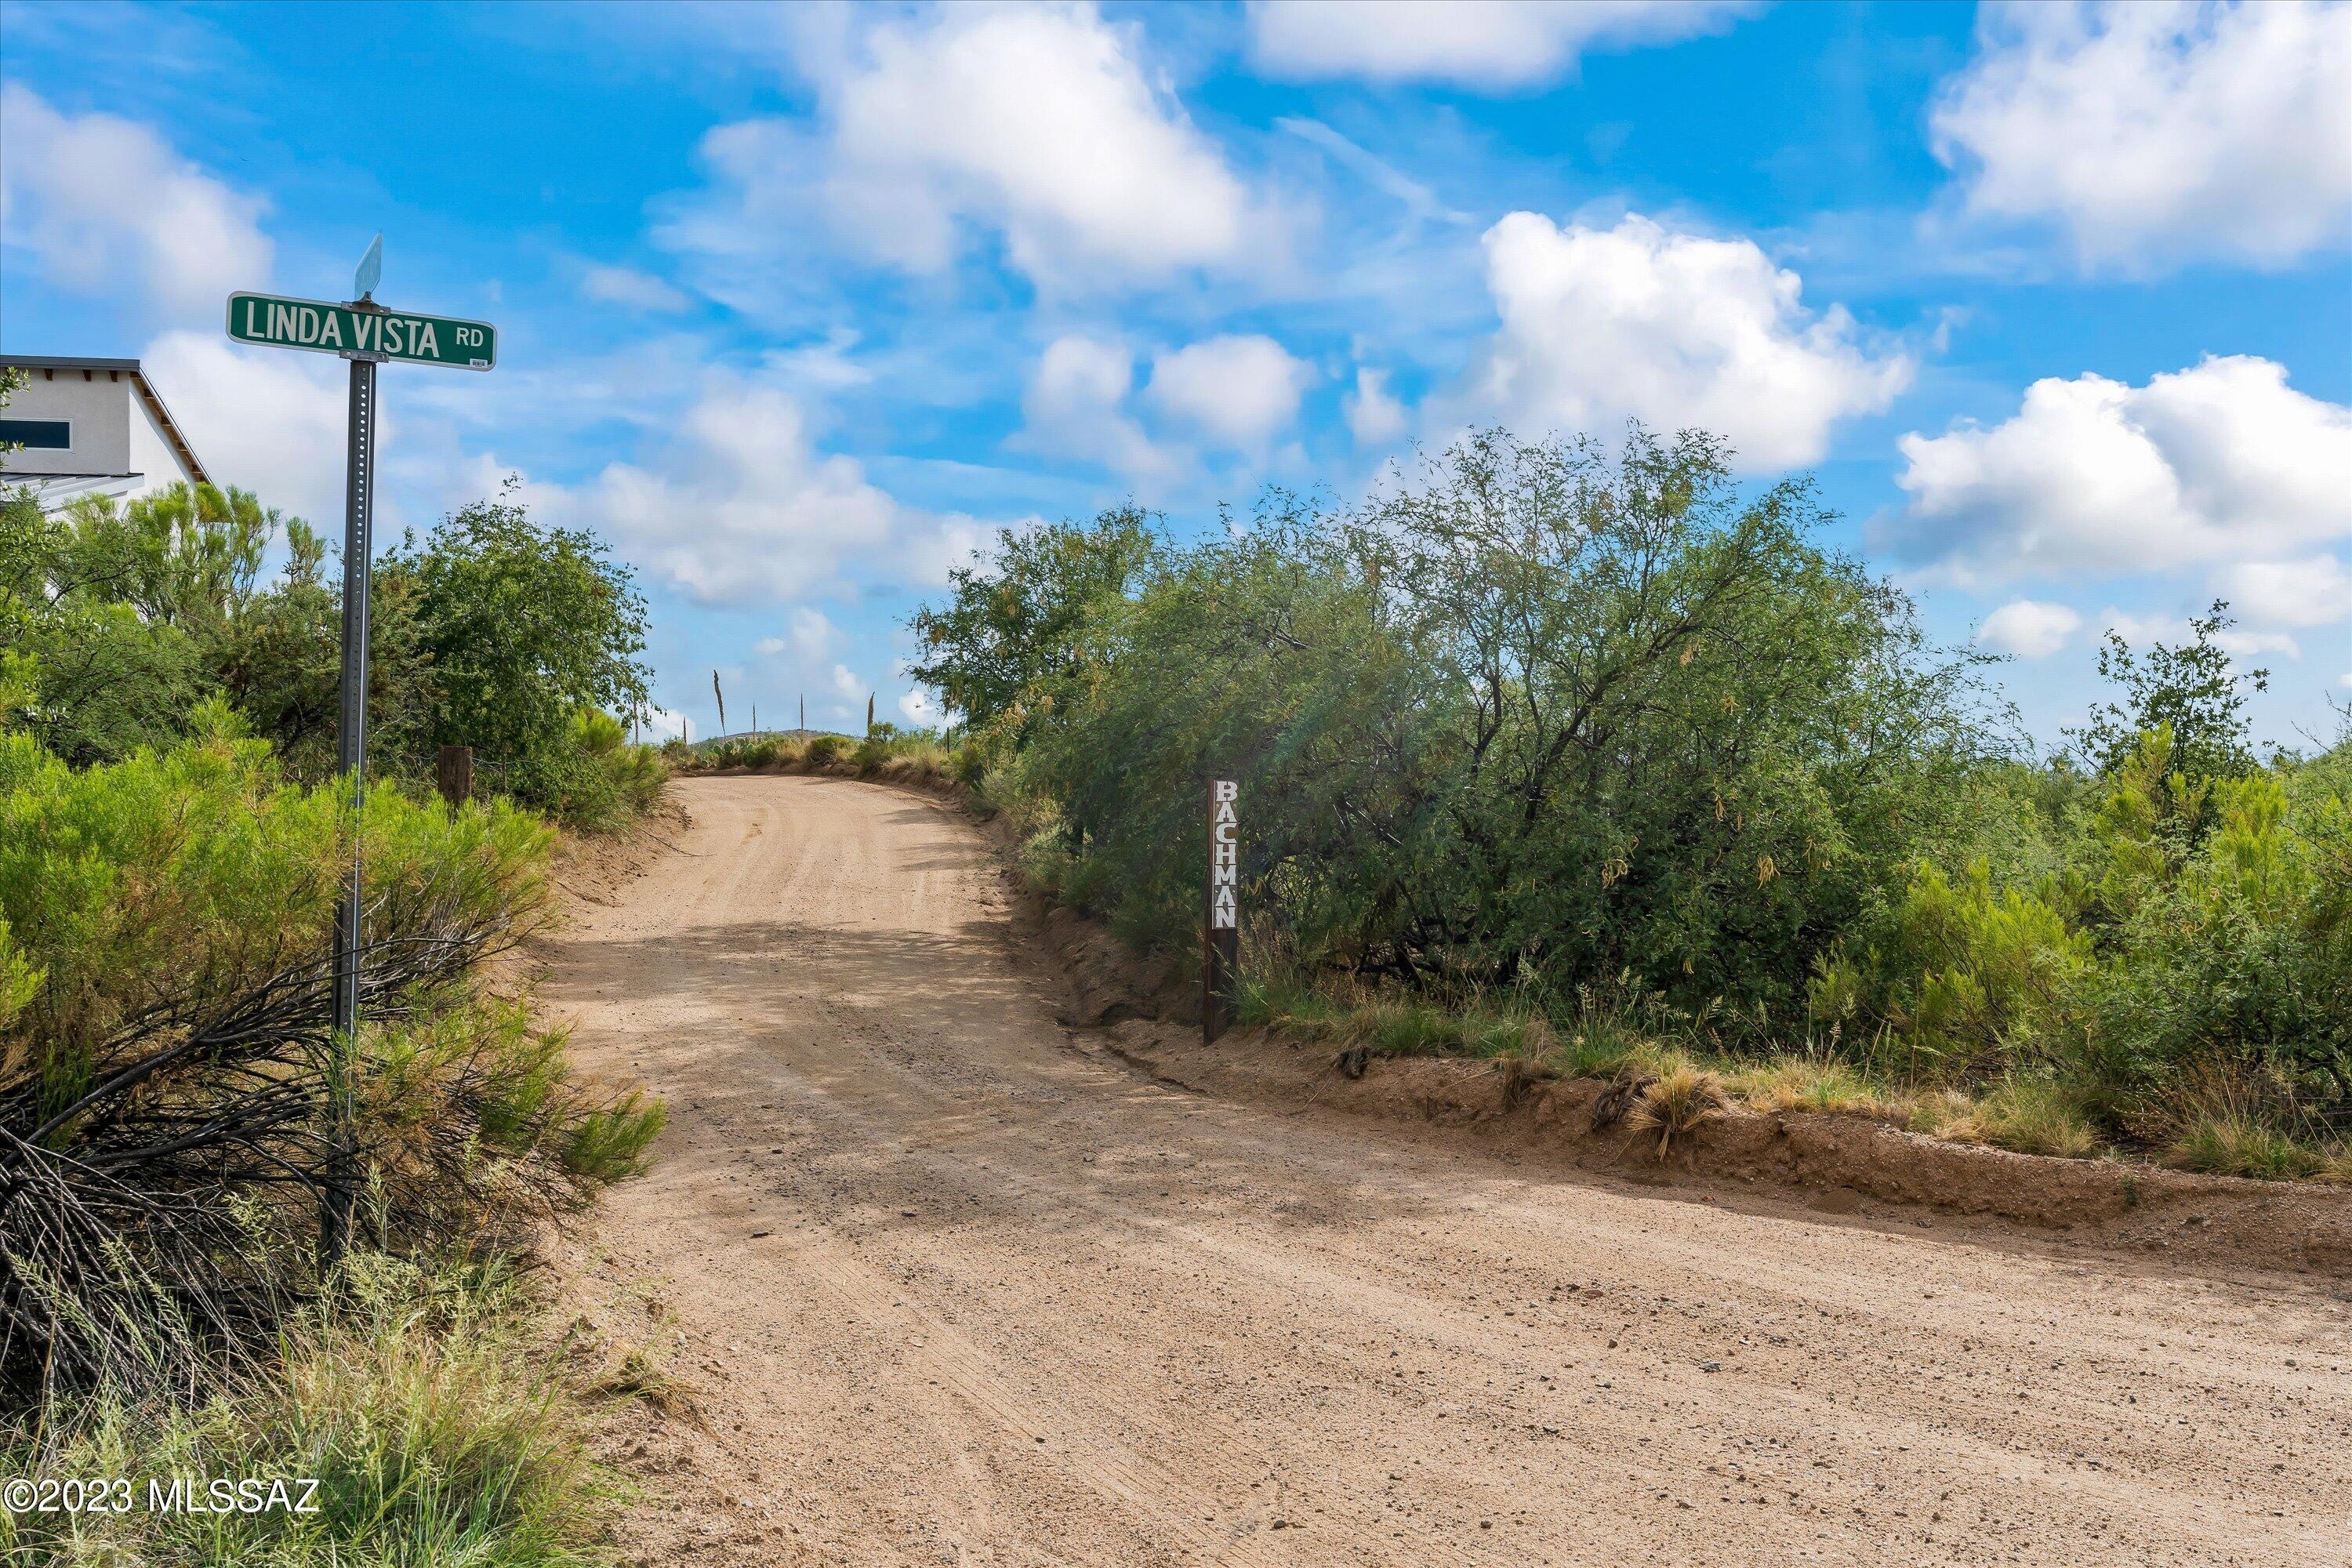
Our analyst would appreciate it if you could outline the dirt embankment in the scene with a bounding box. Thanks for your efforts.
[542,775,2350,1567]
[980,793,2352,1283]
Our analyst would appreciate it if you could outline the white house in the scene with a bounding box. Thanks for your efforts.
[0,355,211,510]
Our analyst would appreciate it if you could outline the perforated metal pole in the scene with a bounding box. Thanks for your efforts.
[321,349,378,1265]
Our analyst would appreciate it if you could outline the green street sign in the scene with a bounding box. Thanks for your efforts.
[225,291,495,371]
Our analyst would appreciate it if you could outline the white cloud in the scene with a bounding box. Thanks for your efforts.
[900,512,999,588]
[761,328,874,394]
[637,705,688,742]
[898,687,942,726]
[2091,605,2302,665]
[2096,608,2187,647]
[1247,0,1754,89]
[2218,556,2351,630]
[1931,1,2352,268]
[784,606,837,659]
[2215,628,2303,662]
[1345,367,1410,448]
[829,662,865,702]
[557,379,909,605]
[579,263,689,313]
[1144,335,1312,451]
[681,2,1259,289]
[1886,356,2352,587]
[142,331,362,526]
[1,84,272,322]
[1976,599,2083,659]
[1014,334,1168,478]
[1468,212,1911,470]
[746,608,867,701]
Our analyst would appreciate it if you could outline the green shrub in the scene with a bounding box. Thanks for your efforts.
[1810,859,2092,1080]
[2,480,660,830]
[909,426,2348,1175]
[395,496,650,818]
[0,710,655,1398]
[974,430,1996,1039]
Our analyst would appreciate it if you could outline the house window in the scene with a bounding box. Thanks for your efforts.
[0,419,71,450]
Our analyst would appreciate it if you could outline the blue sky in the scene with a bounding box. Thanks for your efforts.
[5,0,2347,750]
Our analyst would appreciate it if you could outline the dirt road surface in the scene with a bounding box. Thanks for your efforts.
[546,775,2349,1566]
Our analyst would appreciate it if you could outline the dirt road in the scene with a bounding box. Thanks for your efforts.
[546,775,2348,1566]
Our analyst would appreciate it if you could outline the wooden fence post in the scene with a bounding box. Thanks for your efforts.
[1204,779,1239,1042]
[434,744,472,808]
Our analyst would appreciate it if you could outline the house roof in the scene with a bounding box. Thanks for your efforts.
[2,354,212,488]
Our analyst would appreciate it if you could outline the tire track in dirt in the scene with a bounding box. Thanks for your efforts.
[548,775,2349,1566]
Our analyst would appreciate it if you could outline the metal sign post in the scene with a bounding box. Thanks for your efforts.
[321,343,377,1261]
[227,238,497,1265]
[1204,779,1239,1042]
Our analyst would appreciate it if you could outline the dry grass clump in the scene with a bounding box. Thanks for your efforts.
[866,740,955,788]
[2166,1114,2331,1181]
[1243,978,1551,1062]
[1916,1078,2102,1159]
[1626,1066,1727,1154]
[1720,1055,1888,1117]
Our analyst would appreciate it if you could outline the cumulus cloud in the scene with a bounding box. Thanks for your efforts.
[899,512,999,588]
[1144,335,1312,451]
[675,3,1261,290]
[1886,356,2351,586]
[788,605,837,657]
[549,379,938,605]
[1931,0,2352,268]
[1014,334,1168,478]
[755,606,837,664]
[1,84,272,322]
[1467,212,1911,470]
[2217,556,2351,630]
[1976,599,2083,659]
[1247,0,1755,89]
[636,705,688,742]
[1345,367,1409,448]
[898,687,943,726]
[579,263,689,313]
[2085,605,2298,664]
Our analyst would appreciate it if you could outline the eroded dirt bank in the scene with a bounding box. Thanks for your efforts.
[545,775,2349,1566]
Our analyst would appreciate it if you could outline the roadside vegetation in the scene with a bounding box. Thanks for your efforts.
[909,428,2352,1181]
[0,421,671,1563]
[670,722,959,793]
[2,474,662,829]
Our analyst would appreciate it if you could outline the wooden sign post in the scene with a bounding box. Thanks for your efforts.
[1204,779,1239,1042]
[434,744,472,808]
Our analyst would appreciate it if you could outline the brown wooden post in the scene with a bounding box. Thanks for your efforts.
[434,744,472,808]
[1203,779,1239,1042]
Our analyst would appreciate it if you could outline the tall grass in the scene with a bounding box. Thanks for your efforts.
[2,1255,612,1568]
